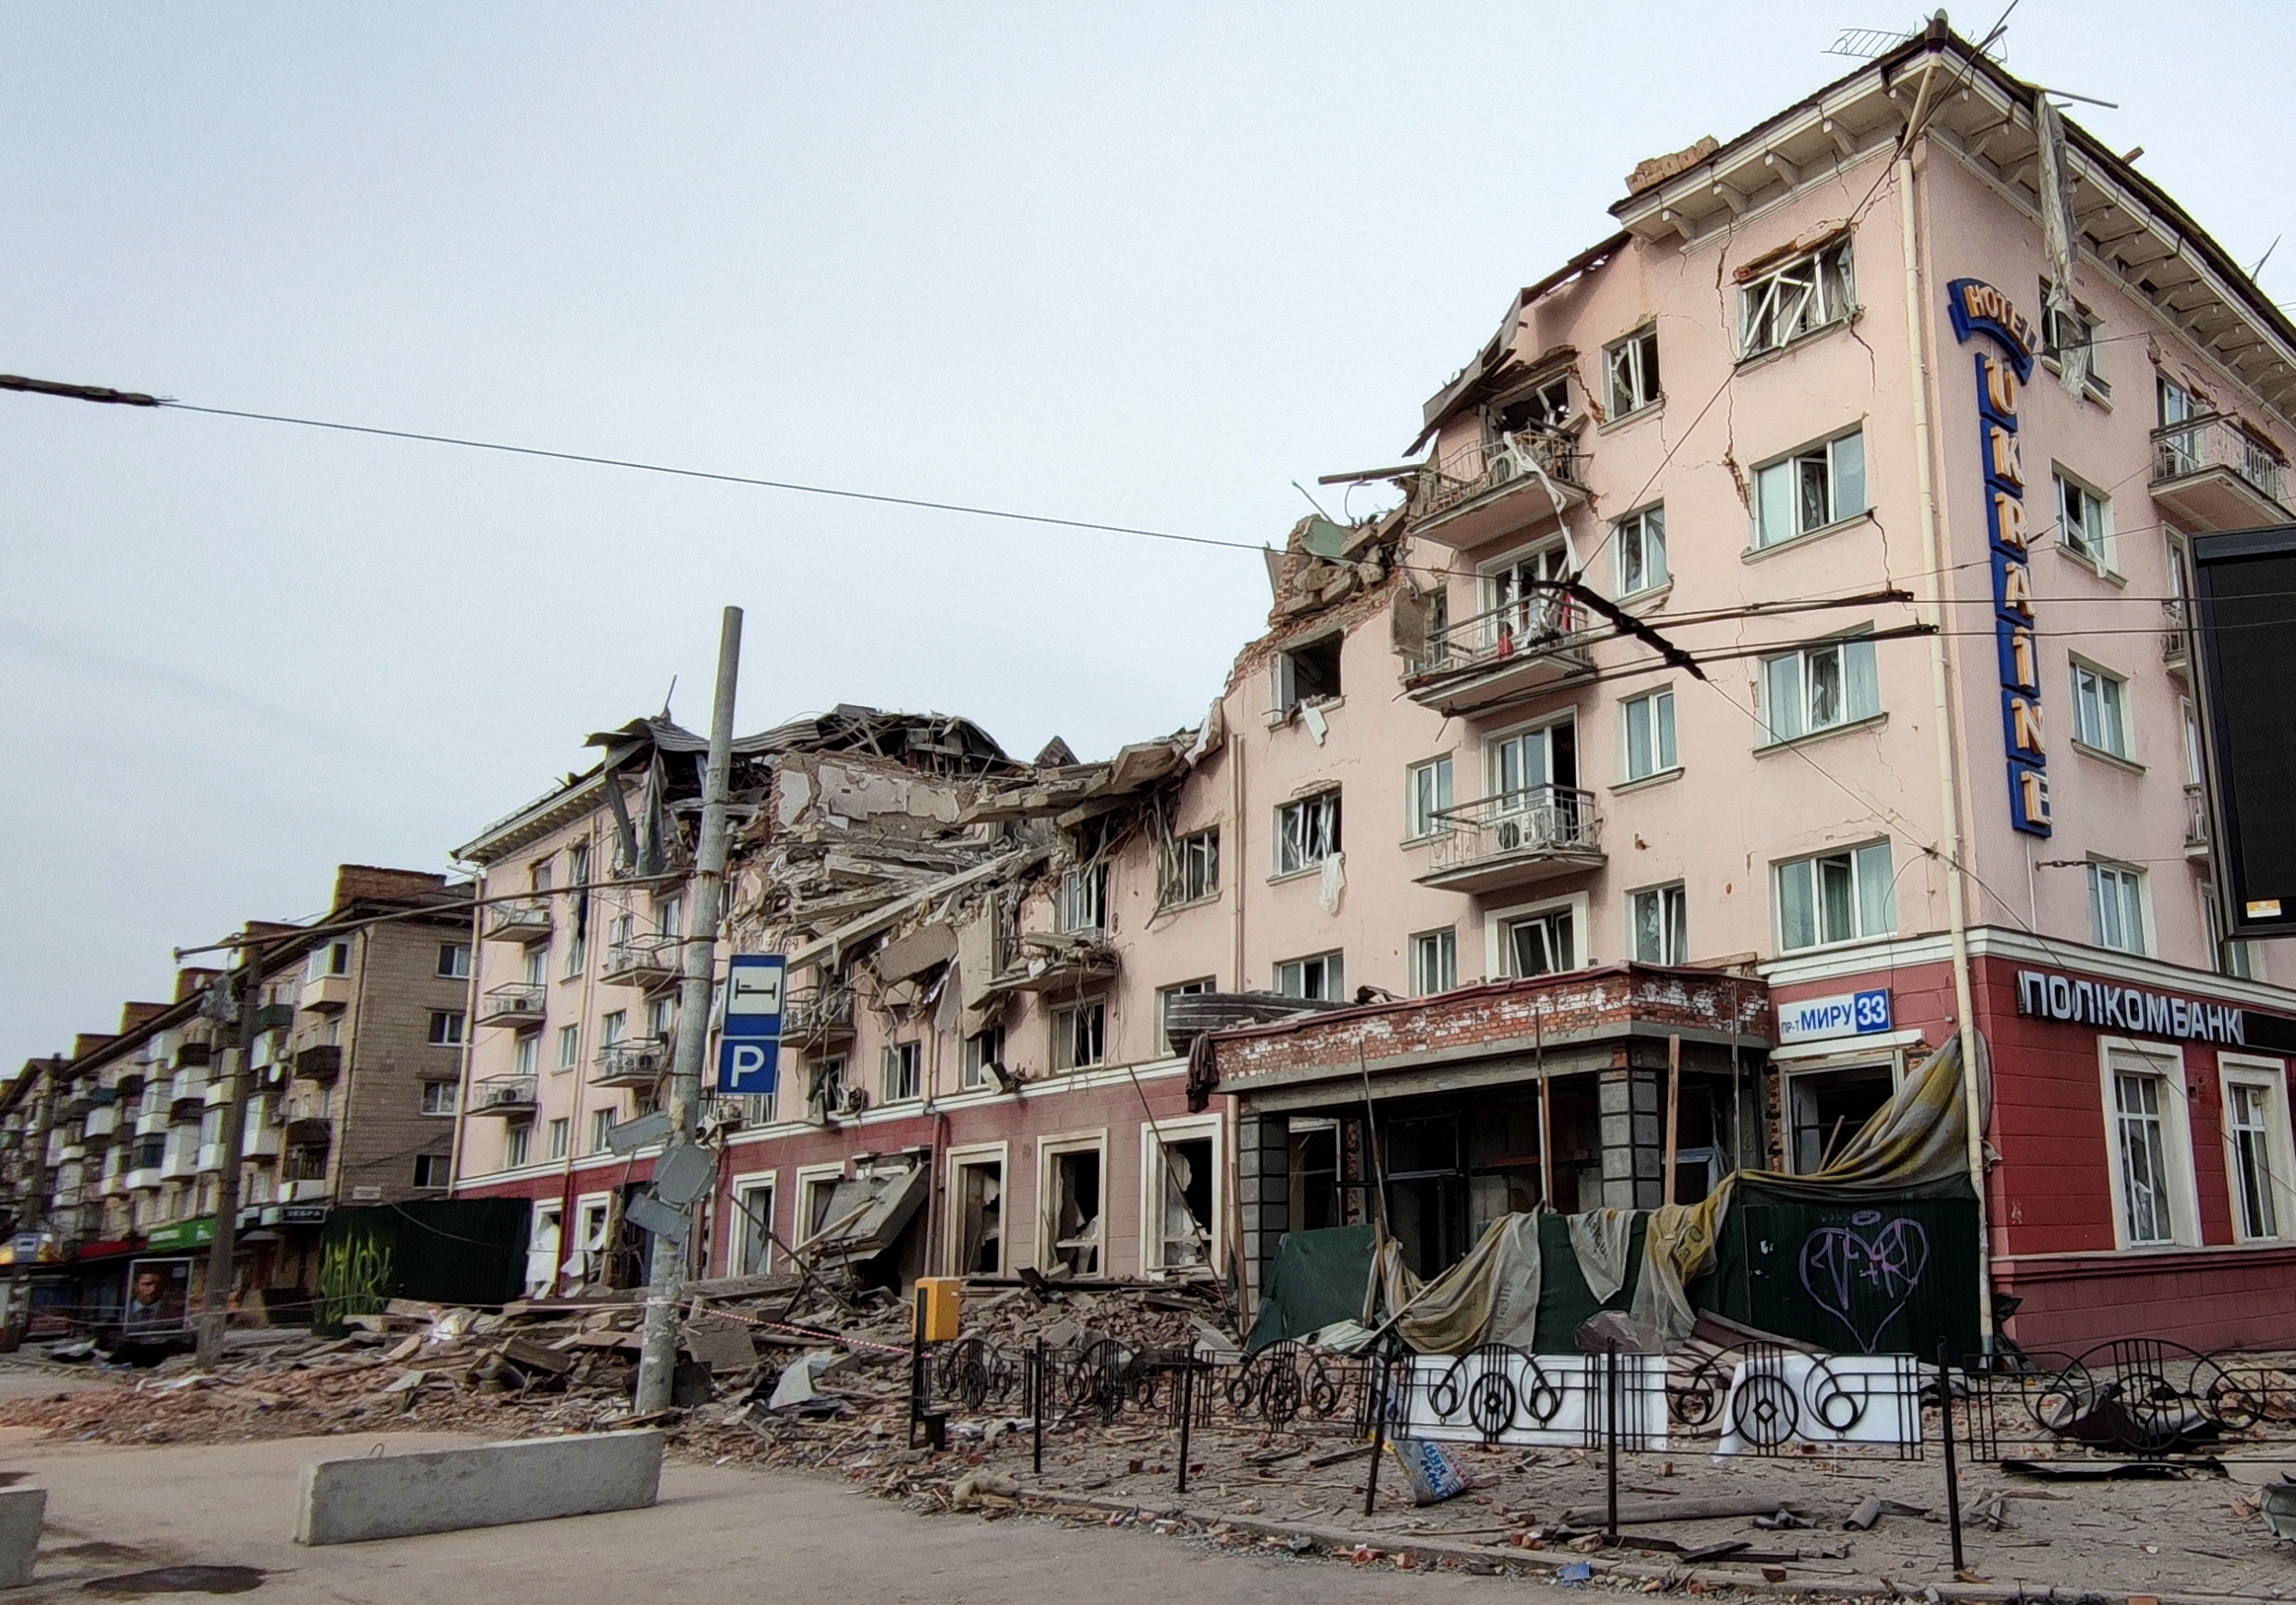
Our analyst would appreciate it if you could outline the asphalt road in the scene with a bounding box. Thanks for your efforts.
[0,1429,1517,1605]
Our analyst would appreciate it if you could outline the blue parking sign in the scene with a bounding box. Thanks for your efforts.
[717,953,785,1095]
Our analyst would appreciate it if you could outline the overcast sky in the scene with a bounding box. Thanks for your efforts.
[3,3,2290,1065]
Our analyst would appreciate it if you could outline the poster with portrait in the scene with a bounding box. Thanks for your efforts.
[121,1256,193,1336]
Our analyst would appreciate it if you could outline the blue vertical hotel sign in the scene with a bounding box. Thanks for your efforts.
[1947,279,2050,836]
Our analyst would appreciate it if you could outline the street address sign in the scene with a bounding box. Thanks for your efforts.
[1775,988,1893,1046]
[717,952,786,1096]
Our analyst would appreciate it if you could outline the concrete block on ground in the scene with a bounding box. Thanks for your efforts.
[0,1487,42,1586]
[295,1430,663,1545]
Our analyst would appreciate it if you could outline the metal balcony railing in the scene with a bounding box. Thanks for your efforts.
[600,934,681,988]
[2162,596,2191,667]
[484,899,554,943]
[2185,782,2210,851]
[2154,414,2289,506]
[1412,593,1592,680]
[1424,786,1604,873]
[593,1040,670,1087]
[472,1076,539,1115]
[295,1044,343,1081]
[477,984,548,1025]
[1409,429,1586,523]
[783,988,855,1043]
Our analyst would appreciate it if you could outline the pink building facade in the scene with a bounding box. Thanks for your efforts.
[450,27,2296,1355]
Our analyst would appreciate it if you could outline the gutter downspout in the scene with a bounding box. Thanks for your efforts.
[1897,55,1996,1352]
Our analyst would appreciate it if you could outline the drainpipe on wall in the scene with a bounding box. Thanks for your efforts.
[1897,54,1996,1352]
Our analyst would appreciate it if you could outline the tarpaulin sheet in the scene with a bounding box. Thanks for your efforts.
[1244,1224,1376,1355]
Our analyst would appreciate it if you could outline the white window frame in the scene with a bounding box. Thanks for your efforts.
[2218,1056,2295,1243]
[1605,326,1661,417]
[572,1191,613,1282]
[2087,858,2151,956]
[419,1080,459,1117]
[1620,687,1677,783]
[590,1107,615,1154]
[2069,656,2133,761]
[1751,427,1869,548]
[1773,841,1897,953]
[1409,928,1458,997]
[1036,1128,1110,1276]
[1051,998,1107,1071]
[1484,892,1591,980]
[1275,790,1341,876]
[546,1116,571,1161]
[943,1141,1010,1276]
[437,942,472,979]
[792,1163,848,1246]
[2098,1038,2198,1250]
[1139,1114,1223,1276]
[427,1010,466,1048]
[1273,951,1345,1001]
[555,1024,580,1072]
[1057,865,1107,934]
[960,1023,1006,1090]
[1739,238,1857,358]
[727,1168,778,1276]
[2052,467,2117,575]
[513,1031,540,1078]
[880,1040,923,1104]
[1760,632,1881,745]
[1156,979,1214,1058]
[502,1120,533,1170]
[1404,755,1454,842]
[1628,882,1689,965]
[1613,504,1667,597]
[1160,829,1220,907]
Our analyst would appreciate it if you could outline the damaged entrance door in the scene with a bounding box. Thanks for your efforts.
[952,1156,1004,1276]
[1148,1135,1215,1272]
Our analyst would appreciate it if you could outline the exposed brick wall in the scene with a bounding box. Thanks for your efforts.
[333,914,472,1204]
[333,865,451,905]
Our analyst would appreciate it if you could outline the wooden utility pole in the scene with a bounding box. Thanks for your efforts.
[1661,1035,1681,1207]
[634,606,742,1413]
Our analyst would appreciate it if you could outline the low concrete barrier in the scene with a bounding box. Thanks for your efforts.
[0,1487,42,1585]
[295,1430,663,1545]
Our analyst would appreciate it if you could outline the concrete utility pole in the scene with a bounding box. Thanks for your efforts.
[634,606,743,1414]
[195,950,265,1367]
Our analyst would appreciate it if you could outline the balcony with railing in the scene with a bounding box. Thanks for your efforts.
[600,934,681,991]
[1406,429,1590,551]
[279,1148,331,1185]
[471,1076,539,1117]
[1413,786,1606,896]
[476,984,548,1029]
[2152,414,2290,531]
[484,899,554,946]
[990,930,1120,995]
[295,1044,343,1083]
[1402,592,1599,716]
[2185,782,2211,855]
[592,1038,670,1089]
[2161,595,2191,671]
[782,987,856,1048]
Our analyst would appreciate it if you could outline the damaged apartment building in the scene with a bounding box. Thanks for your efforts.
[448,23,2296,1358]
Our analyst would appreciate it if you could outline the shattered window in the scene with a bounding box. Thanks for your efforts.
[1613,505,1667,596]
[806,1056,846,1120]
[1740,239,1856,358]
[1052,1000,1106,1071]
[960,1024,1005,1090]
[1150,1134,1216,1272]
[1761,634,1877,743]
[1274,951,1343,1000]
[1160,830,1220,906]
[1753,429,1865,546]
[1629,883,1688,964]
[1605,328,1661,415]
[1275,792,1341,876]
[1157,978,1213,1056]
[954,1159,1004,1274]
[1276,635,1342,711]
[1775,842,1895,952]
[1502,909,1575,977]
[881,1041,922,1102]
[1046,1146,1102,1276]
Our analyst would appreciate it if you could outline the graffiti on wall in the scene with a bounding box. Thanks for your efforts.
[312,1228,394,1335]
[1798,1210,1929,1353]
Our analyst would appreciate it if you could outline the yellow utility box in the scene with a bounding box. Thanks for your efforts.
[913,1277,963,1342]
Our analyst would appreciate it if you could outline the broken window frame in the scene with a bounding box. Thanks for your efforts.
[960,1024,1005,1090]
[805,1055,847,1121]
[1613,504,1667,597]
[1159,828,1220,908]
[1739,239,1857,359]
[946,1146,1007,1275]
[1156,977,1214,1056]
[1498,907,1576,978]
[730,1177,776,1276]
[1760,632,1879,744]
[1628,882,1689,965]
[1051,998,1107,1071]
[2053,467,2116,573]
[2040,277,2111,399]
[1274,790,1341,877]
[1039,1136,1105,1277]
[1274,634,1343,713]
[1752,427,1866,547]
[880,1039,923,1103]
[1140,1118,1220,1275]
[1605,326,1661,416]
[1057,863,1109,934]
[1273,950,1344,1001]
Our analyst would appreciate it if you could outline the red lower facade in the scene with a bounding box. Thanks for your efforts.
[1772,935,2296,1358]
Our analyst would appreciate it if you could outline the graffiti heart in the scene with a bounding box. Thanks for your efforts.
[1798,1214,1929,1354]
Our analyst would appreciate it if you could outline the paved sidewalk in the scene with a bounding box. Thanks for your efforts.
[0,1429,1497,1605]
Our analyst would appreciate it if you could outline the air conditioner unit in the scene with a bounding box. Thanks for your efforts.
[1495,819,1524,851]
